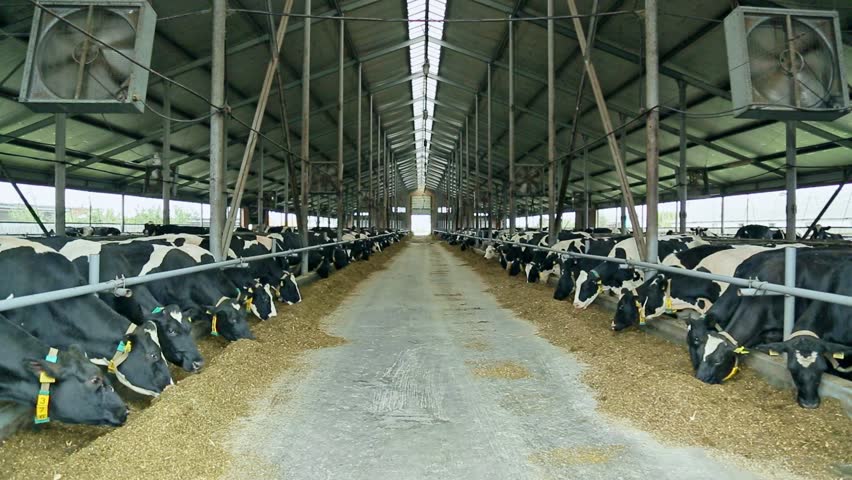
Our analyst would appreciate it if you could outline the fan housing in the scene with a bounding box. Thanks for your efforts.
[724,6,849,121]
[19,1,156,113]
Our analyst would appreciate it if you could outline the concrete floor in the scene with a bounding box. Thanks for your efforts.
[226,241,763,480]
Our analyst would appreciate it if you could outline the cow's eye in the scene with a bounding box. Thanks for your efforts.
[167,328,177,336]
[89,376,102,386]
[149,352,159,361]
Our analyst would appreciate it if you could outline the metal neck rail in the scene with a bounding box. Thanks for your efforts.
[0,231,407,314]
[436,230,852,311]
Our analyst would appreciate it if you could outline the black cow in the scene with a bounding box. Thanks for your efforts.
[734,224,785,240]
[0,239,173,397]
[0,314,128,426]
[143,223,209,236]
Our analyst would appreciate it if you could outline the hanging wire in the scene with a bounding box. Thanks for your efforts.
[227,8,644,23]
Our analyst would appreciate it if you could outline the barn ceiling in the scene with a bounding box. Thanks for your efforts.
[0,0,850,214]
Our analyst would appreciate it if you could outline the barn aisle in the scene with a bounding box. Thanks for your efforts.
[225,240,762,480]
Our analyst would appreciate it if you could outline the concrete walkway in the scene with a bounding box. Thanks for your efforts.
[226,241,762,480]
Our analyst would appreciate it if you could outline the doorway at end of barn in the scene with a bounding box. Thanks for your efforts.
[411,214,431,236]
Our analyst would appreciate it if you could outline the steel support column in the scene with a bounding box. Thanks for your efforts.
[257,140,265,229]
[644,0,659,263]
[54,113,67,236]
[508,18,516,235]
[356,63,363,229]
[487,65,493,232]
[475,95,480,230]
[162,83,172,225]
[208,0,228,260]
[677,80,687,234]
[786,121,797,240]
[300,0,312,273]
[336,18,345,240]
[547,0,556,243]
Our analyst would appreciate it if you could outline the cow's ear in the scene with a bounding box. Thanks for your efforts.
[753,342,789,356]
[620,288,630,296]
[24,358,63,379]
[820,341,852,358]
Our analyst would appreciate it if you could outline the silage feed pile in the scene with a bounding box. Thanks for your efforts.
[446,244,851,480]
[0,239,407,480]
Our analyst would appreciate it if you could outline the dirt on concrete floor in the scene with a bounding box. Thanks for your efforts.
[445,243,852,480]
[0,239,408,480]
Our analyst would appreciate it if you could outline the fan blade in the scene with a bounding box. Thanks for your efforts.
[84,60,121,100]
[100,49,134,81]
[38,36,80,71]
[796,68,829,107]
[753,71,793,104]
[40,61,81,98]
[748,21,786,57]
[91,12,135,49]
[748,52,778,76]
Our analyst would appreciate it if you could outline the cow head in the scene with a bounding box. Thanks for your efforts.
[333,247,349,270]
[685,316,715,370]
[612,289,642,331]
[553,262,575,301]
[484,245,498,260]
[525,263,540,283]
[275,272,302,305]
[241,282,275,321]
[114,321,174,396]
[640,274,668,319]
[26,344,128,426]
[754,336,852,408]
[147,305,204,372]
[508,260,522,276]
[694,332,741,384]
[204,299,255,341]
[573,269,602,309]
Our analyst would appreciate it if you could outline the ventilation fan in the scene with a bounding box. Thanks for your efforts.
[19,1,156,113]
[724,7,849,121]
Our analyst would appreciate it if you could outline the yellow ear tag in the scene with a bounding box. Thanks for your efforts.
[665,295,673,313]
[211,315,219,336]
[596,280,603,294]
[245,297,253,310]
[34,391,50,423]
[833,352,845,359]
[768,349,780,356]
[722,364,739,382]
[38,371,56,384]
[107,360,117,374]
[635,301,646,326]
[733,346,749,355]
[248,288,254,293]
[123,341,132,354]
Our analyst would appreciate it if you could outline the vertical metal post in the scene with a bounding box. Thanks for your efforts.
[786,121,797,240]
[678,80,687,234]
[487,65,493,232]
[369,97,374,227]
[356,63,362,229]
[645,0,659,263]
[120,194,125,232]
[783,247,796,339]
[465,115,469,228]
[162,83,172,225]
[547,0,556,244]
[208,0,227,260]
[87,254,100,285]
[300,0,312,274]
[475,95,479,231]
[257,140,264,229]
[583,138,589,229]
[336,17,345,240]
[508,17,516,235]
[384,137,390,228]
[720,194,725,236]
[54,113,66,236]
[283,141,289,226]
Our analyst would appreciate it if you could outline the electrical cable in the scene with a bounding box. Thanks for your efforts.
[227,8,645,23]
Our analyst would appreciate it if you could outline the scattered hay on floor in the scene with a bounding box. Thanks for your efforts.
[529,445,625,467]
[463,340,490,351]
[468,360,531,380]
[445,243,852,480]
[0,240,408,480]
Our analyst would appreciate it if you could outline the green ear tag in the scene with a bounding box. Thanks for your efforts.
[151,306,164,314]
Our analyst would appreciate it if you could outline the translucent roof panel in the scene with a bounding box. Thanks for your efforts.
[408,0,447,189]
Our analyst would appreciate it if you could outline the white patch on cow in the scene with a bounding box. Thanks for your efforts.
[169,310,183,324]
[702,335,725,362]
[572,270,589,306]
[255,236,273,250]
[795,350,818,368]
[5,293,13,300]
[268,233,283,241]
[232,302,240,311]
[484,245,497,259]
[227,248,237,259]
[265,284,277,317]
[177,244,213,263]
[144,326,162,348]
[242,239,260,250]
[81,226,94,237]
[0,238,56,255]
[58,239,101,261]
[249,301,262,320]
[287,274,302,305]
[138,245,174,276]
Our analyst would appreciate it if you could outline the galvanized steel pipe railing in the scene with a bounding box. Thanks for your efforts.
[435,231,852,309]
[0,232,407,314]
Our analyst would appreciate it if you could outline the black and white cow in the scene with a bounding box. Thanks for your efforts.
[734,224,785,240]
[143,223,209,236]
[552,236,629,301]
[811,225,844,241]
[31,238,205,373]
[0,314,129,426]
[525,232,591,284]
[611,245,773,331]
[573,235,708,309]
[689,247,836,387]
[0,239,174,397]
